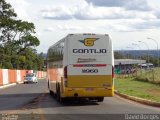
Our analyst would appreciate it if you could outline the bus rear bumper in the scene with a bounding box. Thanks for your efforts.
[62,87,114,98]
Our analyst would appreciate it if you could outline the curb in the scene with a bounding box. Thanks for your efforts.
[17,81,24,84]
[0,78,45,89]
[0,83,17,89]
[38,78,46,80]
[115,91,160,107]
[0,81,24,89]
[0,78,46,90]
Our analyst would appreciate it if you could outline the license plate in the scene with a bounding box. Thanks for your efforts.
[86,88,94,91]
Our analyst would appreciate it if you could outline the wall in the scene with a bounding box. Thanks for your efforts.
[0,69,46,86]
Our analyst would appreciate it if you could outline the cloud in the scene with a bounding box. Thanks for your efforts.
[124,0,152,11]
[100,20,133,32]
[85,0,125,7]
[40,1,156,21]
[41,4,127,20]
[41,5,73,20]
[85,0,153,11]
[6,0,30,20]
[56,25,82,31]
[154,8,160,19]
[106,24,132,32]
[44,27,55,32]
[130,20,160,30]
[99,18,160,32]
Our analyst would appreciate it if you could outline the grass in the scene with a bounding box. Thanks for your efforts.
[136,68,160,83]
[115,77,160,102]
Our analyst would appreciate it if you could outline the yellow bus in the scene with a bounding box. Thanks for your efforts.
[47,33,114,102]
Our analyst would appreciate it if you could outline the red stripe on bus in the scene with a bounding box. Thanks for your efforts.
[73,64,107,67]
[95,64,107,67]
[73,64,84,67]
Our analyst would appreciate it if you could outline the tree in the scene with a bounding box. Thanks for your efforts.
[114,51,126,59]
[0,0,43,70]
[0,0,17,36]
[36,52,45,70]
[1,19,40,55]
[0,0,16,18]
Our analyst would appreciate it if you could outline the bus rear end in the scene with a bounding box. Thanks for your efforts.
[62,34,114,101]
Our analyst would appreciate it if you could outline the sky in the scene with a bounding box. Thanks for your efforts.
[6,0,160,53]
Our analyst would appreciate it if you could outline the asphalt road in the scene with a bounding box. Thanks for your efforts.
[0,79,47,111]
[0,79,159,120]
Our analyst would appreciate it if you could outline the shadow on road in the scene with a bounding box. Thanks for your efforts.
[0,93,42,98]
[0,79,48,111]
[38,93,99,109]
[0,93,44,111]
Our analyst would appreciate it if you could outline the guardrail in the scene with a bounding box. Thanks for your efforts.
[0,69,46,86]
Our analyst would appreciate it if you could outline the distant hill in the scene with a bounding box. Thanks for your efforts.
[115,50,159,58]
[42,50,159,59]
[43,53,47,59]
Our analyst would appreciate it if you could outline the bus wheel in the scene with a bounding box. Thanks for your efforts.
[97,97,104,102]
[56,84,66,102]
[48,81,50,89]
[59,90,66,103]
[56,85,61,101]
[49,90,54,95]
[60,95,69,103]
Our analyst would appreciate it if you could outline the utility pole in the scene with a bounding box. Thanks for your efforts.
[147,37,159,67]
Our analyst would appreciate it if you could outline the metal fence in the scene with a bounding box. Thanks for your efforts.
[115,68,160,84]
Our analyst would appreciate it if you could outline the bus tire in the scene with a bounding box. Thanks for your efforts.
[56,84,66,103]
[48,81,54,96]
[49,90,53,95]
[97,97,104,102]
[56,84,60,101]
[48,80,50,89]
[59,95,64,103]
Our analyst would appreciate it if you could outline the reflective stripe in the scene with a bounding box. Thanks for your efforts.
[73,64,107,67]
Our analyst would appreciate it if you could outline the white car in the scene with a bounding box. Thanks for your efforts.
[24,73,38,84]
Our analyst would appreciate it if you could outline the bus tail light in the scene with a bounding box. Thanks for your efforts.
[112,66,114,78]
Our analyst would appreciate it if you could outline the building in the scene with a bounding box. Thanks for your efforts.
[114,59,146,74]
